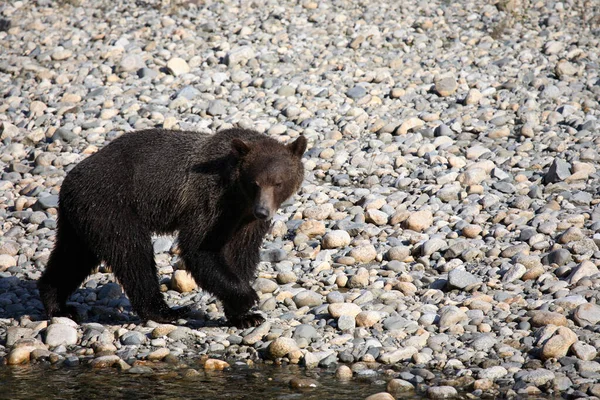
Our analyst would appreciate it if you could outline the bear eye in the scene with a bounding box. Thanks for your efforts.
[274,181,282,187]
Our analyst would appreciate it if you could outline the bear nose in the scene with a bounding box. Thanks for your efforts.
[253,206,270,220]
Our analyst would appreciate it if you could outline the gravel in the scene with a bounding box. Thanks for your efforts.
[1,0,600,398]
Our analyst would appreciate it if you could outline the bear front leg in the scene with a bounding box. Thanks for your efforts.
[179,247,264,328]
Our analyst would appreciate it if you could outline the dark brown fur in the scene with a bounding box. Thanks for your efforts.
[37,128,306,328]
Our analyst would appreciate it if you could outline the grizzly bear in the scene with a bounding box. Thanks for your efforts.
[37,128,307,328]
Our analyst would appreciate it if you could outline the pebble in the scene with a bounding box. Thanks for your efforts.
[349,246,377,263]
[365,393,394,400]
[434,76,458,97]
[335,365,353,379]
[404,210,433,232]
[322,230,351,248]
[171,270,197,293]
[329,303,362,319]
[204,359,230,370]
[268,337,299,359]
[427,386,458,399]
[166,57,190,76]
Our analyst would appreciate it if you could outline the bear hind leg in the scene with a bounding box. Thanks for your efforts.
[38,220,99,320]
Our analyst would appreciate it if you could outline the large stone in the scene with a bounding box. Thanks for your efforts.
[328,303,362,318]
[204,359,230,370]
[438,306,467,329]
[573,303,600,327]
[322,230,351,249]
[242,321,271,345]
[478,366,508,380]
[346,85,367,99]
[379,346,418,364]
[348,267,369,288]
[541,327,577,360]
[544,158,571,183]
[427,386,458,399]
[293,290,323,308]
[348,245,377,263]
[268,337,299,359]
[90,355,121,368]
[365,393,395,400]
[434,76,458,97]
[298,220,326,237]
[404,210,433,232]
[520,369,555,386]
[45,324,78,347]
[355,311,381,328]
[568,260,599,284]
[572,341,597,361]
[0,254,16,271]
[226,46,256,66]
[529,310,568,327]
[448,268,481,290]
[167,57,190,76]
[7,347,35,365]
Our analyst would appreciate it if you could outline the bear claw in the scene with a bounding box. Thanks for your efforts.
[228,313,265,329]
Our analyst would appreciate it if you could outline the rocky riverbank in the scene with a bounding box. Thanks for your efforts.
[1,0,600,398]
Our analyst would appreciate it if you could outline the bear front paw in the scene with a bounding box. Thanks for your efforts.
[228,313,265,328]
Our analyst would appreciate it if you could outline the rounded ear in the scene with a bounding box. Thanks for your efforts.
[231,138,251,158]
[287,135,307,158]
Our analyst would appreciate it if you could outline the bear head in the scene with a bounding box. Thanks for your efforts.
[232,135,307,220]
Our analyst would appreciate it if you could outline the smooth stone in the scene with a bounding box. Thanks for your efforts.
[404,210,433,232]
[171,270,197,293]
[365,393,394,400]
[448,268,481,290]
[166,57,190,76]
[427,385,458,399]
[268,337,299,359]
[346,86,367,99]
[529,310,568,327]
[329,303,362,318]
[45,324,78,347]
[568,260,599,284]
[293,290,323,308]
[573,303,600,327]
[204,359,230,370]
[322,230,351,249]
[541,327,577,360]
[348,246,377,263]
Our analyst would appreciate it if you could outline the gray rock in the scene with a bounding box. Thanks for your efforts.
[427,386,458,399]
[293,324,319,343]
[346,85,367,99]
[207,100,226,116]
[448,268,481,290]
[520,369,555,386]
[34,195,59,210]
[293,290,323,308]
[45,324,78,347]
[544,158,571,183]
[98,282,123,300]
[120,331,146,346]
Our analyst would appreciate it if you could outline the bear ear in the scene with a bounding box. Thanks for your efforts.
[231,138,251,158]
[287,135,307,158]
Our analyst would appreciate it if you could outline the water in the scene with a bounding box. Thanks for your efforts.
[0,364,420,400]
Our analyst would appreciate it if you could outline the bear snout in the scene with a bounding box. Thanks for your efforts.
[253,205,271,220]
